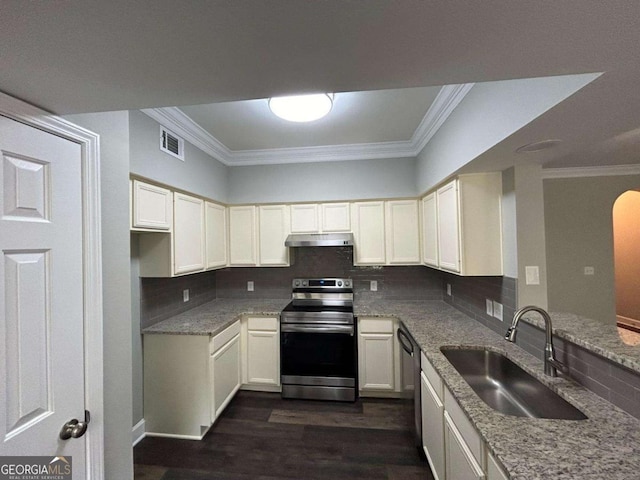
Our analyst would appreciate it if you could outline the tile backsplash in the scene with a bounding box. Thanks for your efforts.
[215,246,443,302]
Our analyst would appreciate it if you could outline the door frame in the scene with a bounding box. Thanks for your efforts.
[0,91,104,479]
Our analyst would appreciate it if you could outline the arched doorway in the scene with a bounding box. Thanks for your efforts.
[613,190,640,345]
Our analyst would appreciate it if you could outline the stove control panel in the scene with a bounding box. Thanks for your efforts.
[292,278,353,289]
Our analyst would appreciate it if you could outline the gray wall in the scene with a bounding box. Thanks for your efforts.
[227,157,417,204]
[64,112,134,480]
[415,73,599,195]
[130,235,143,427]
[544,174,640,323]
[129,110,229,203]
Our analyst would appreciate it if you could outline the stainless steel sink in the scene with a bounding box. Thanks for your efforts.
[440,347,587,420]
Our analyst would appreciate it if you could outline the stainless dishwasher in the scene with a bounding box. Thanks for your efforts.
[397,323,423,455]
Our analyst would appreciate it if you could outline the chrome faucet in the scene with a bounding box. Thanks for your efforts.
[505,306,567,377]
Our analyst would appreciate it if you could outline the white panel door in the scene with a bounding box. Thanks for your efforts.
[258,205,290,266]
[437,180,461,272]
[211,335,241,420]
[421,193,439,267]
[421,372,445,480]
[321,203,350,232]
[444,412,485,480]
[385,199,420,264]
[0,117,86,473]
[174,192,205,275]
[351,201,386,265]
[205,201,227,269]
[229,206,257,266]
[290,204,319,233]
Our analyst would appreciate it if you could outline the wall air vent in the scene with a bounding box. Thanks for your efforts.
[160,126,185,161]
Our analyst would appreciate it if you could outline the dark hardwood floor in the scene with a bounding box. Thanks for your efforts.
[134,391,434,480]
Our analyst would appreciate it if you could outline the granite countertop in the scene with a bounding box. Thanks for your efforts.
[356,299,640,480]
[142,298,289,336]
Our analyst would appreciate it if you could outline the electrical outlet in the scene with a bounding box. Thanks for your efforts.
[584,266,595,276]
[247,281,254,292]
[493,301,503,321]
[525,266,540,285]
[183,289,189,302]
[446,284,452,296]
[486,299,493,316]
[370,280,378,291]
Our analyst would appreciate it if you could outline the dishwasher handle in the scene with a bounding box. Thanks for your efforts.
[397,327,414,356]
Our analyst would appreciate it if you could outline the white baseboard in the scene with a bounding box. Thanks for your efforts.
[132,419,146,447]
[144,431,205,441]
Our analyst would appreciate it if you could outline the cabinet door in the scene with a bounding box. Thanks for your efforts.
[487,452,509,480]
[444,412,485,480]
[321,203,351,232]
[385,199,420,264]
[290,204,319,233]
[247,330,280,386]
[229,206,257,265]
[351,201,386,265]
[437,180,461,272]
[421,192,439,267]
[211,334,241,420]
[358,332,395,390]
[205,201,227,269]
[258,205,290,266]
[422,372,445,480]
[132,180,172,230]
[174,192,205,275]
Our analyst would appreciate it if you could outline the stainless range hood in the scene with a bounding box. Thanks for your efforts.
[284,232,354,247]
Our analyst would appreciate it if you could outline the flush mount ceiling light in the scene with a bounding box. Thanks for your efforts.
[268,93,334,122]
[516,139,563,153]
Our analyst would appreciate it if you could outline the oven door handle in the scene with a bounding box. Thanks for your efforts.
[281,324,354,335]
[397,327,414,356]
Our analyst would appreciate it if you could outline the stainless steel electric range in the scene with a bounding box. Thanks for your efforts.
[280,278,357,402]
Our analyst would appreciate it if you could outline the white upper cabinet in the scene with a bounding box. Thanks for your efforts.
[437,180,461,272]
[320,202,351,232]
[421,192,439,267]
[351,201,386,265]
[173,192,205,275]
[385,199,420,264]
[258,205,290,266]
[290,204,319,233]
[205,201,228,270]
[132,179,172,231]
[229,205,258,266]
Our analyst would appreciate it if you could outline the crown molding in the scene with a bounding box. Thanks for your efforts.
[141,107,233,165]
[411,83,475,154]
[541,164,640,179]
[141,83,474,167]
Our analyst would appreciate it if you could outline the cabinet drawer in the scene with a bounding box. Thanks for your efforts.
[359,317,394,333]
[210,320,241,354]
[247,316,279,331]
[421,351,443,402]
[444,387,484,468]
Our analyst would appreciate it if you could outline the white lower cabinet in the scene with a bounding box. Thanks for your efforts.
[241,316,281,392]
[143,321,241,439]
[445,411,486,480]
[487,452,509,480]
[358,317,404,396]
[421,371,445,480]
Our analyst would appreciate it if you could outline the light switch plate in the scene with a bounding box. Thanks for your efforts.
[486,299,493,316]
[525,266,540,285]
[493,301,503,321]
[247,281,254,292]
[370,280,378,291]
[183,289,189,302]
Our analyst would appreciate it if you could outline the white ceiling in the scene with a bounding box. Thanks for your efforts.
[2,1,640,170]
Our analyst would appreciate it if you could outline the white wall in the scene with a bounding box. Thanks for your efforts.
[129,110,229,203]
[64,111,134,480]
[415,73,600,195]
[227,157,417,204]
